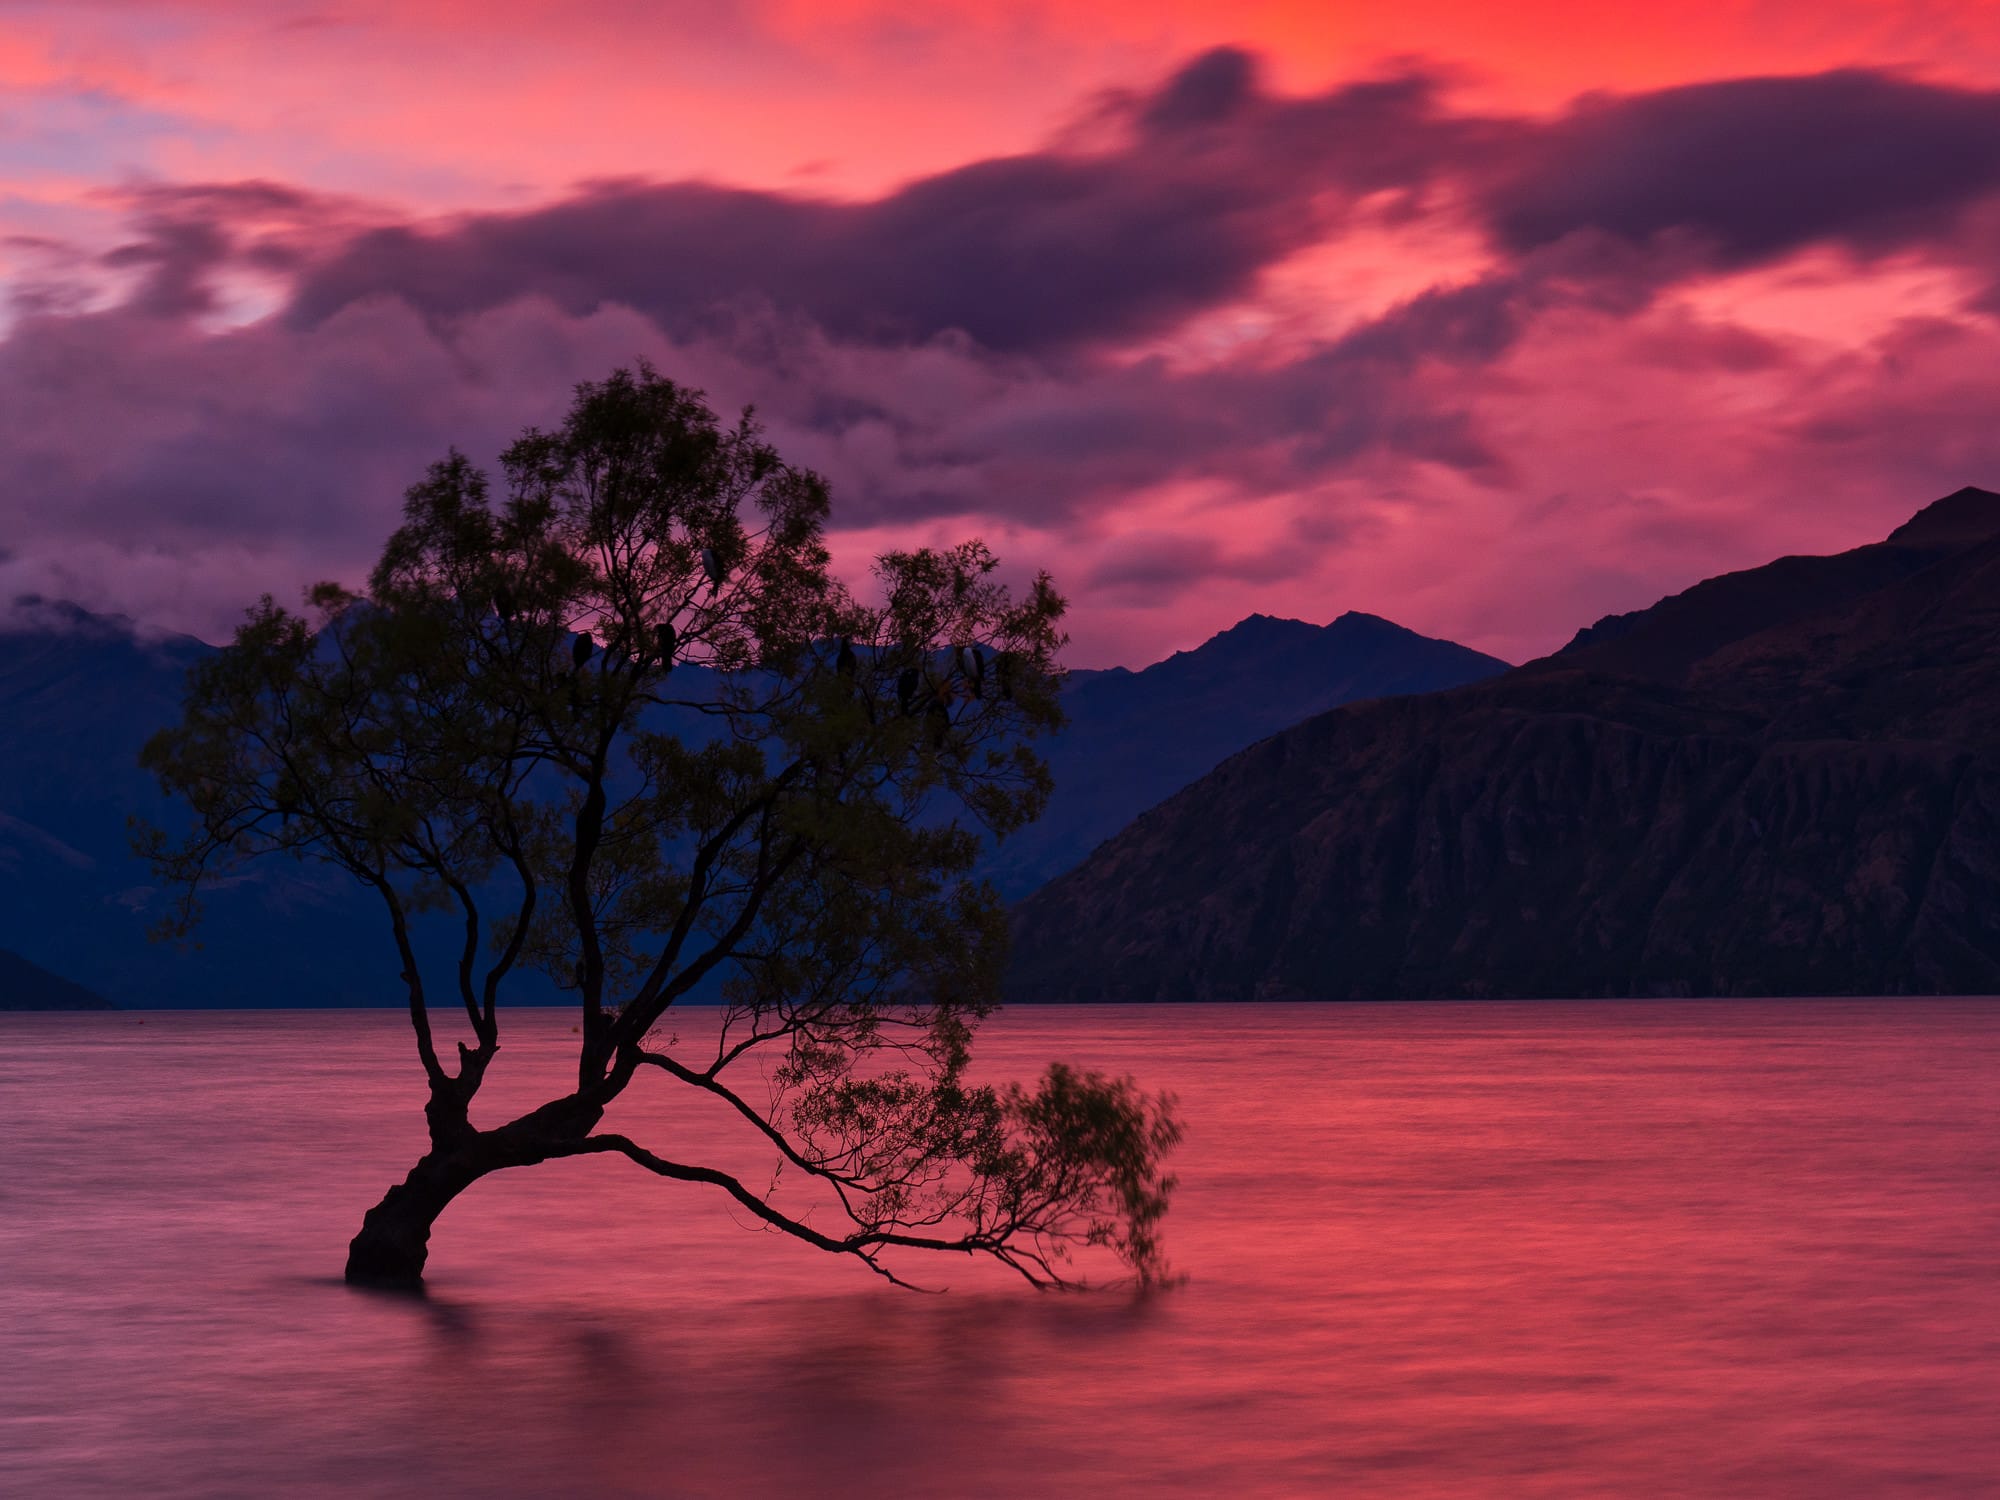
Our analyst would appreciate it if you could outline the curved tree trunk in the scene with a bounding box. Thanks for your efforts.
[345,1094,606,1287]
[344,1148,490,1288]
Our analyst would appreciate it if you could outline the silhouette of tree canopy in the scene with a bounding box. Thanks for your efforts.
[140,365,1180,1290]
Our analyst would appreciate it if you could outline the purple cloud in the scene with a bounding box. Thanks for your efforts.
[283,51,1491,356]
[4,53,2000,666]
[1484,70,2000,263]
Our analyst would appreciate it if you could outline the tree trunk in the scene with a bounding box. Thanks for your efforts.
[344,1148,488,1288]
[344,1095,605,1287]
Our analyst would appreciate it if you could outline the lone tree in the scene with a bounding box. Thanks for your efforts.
[140,366,1179,1290]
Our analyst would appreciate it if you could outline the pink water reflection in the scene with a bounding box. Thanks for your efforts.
[3,1001,1997,1496]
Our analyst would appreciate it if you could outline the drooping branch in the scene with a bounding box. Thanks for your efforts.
[633,1048,874,1190]
[565,1134,1071,1290]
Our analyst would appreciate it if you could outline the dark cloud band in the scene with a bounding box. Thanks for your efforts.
[281,51,1485,355]
[1486,69,2000,263]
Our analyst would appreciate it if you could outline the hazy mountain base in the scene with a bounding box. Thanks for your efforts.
[1008,488,2000,1001]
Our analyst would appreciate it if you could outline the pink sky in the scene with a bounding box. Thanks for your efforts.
[3,0,1999,664]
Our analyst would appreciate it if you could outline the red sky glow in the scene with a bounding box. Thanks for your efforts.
[3,0,1999,665]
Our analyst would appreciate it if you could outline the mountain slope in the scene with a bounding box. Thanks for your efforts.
[986,612,1507,897]
[1008,488,2000,1001]
[0,600,401,1007]
[0,947,116,1010]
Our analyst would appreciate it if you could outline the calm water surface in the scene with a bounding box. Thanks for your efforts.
[3,1002,1998,1497]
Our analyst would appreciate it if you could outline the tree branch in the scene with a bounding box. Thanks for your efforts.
[365,875,450,1094]
[566,1133,1069,1289]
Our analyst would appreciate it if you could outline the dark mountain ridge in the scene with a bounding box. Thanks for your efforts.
[0,594,1500,1005]
[1008,487,2000,1000]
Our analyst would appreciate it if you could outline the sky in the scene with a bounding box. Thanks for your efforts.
[3,1,1999,666]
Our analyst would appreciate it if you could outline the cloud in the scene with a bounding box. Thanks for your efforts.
[89,180,393,319]
[1483,70,2000,264]
[268,60,2000,370]
[5,51,2000,667]
[1084,526,1317,604]
[284,50,1494,356]
[1134,45,1260,132]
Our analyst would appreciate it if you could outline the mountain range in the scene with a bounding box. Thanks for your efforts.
[1007,487,2000,1001]
[0,598,1500,1006]
[0,599,393,1009]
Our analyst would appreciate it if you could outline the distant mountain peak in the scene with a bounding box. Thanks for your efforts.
[1886,485,2000,549]
[1198,610,1438,657]
[1551,485,2000,675]
[982,608,1508,901]
[1207,611,1318,639]
[1009,483,2000,1002]
[1326,610,1416,635]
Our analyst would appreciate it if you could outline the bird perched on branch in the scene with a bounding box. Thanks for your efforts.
[701,547,726,591]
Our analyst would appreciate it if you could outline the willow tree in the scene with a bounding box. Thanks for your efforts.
[140,366,1179,1290]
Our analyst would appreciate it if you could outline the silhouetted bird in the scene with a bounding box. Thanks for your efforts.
[494,584,516,623]
[655,622,677,671]
[996,652,1015,701]
[701,547,726,590]
[572,633,594,669]
[958,645,985,697]
[836,638,857,678]
[896,667,920,715]
[927,698,951,750]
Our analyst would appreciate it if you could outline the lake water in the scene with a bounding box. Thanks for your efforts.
[3,1002,1998,1497]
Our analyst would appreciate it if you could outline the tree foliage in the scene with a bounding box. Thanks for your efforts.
[140,365,1180,1288]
